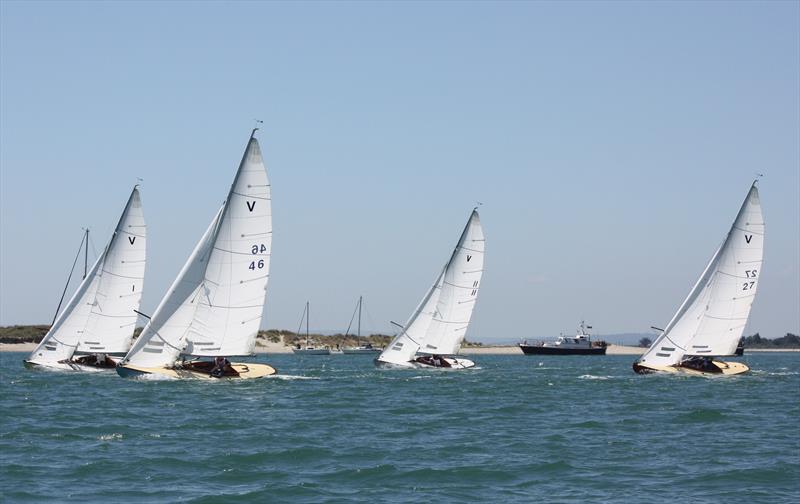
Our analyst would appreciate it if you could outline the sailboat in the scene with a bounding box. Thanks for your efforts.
[292,301,330,355]
[375,209,485,370]
[116,129,276,380]
[342,296,380,354]
[25,186,146,371]
[633,181,764,376]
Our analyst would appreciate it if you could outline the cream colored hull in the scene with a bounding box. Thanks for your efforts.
[636,360,749,376]
[116,362,277,380]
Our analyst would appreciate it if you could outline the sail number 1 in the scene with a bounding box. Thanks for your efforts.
[249,244,268,270]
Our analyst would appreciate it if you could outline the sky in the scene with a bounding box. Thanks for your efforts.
[1,1,798,343]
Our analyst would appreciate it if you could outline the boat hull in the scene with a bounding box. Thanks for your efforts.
[519,345,606,355]
[116,362,277,380]
[633,360,749,376]
[416,356,475,369]
[374,356,476,370]
[341,348,381,354]
[291,348,331,355]
[24,359,117,373]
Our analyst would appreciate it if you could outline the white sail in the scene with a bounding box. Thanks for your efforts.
[122,134,272,368]
[638,183,764,367]
[28,187,146,364]
[419,210,485,355]
[377,268,444,366]
[376,209,485,366]
[76,187,147,354]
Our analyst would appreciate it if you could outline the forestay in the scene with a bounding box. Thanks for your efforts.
[637,183,764,368]
[122,133,272,368]
[28,187,147,364]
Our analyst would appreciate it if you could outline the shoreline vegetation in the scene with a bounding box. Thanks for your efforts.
[1,326,798,355]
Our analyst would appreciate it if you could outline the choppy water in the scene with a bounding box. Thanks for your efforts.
[1,352,798,503]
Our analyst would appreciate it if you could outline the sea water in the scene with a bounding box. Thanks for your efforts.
[1,352,798,503]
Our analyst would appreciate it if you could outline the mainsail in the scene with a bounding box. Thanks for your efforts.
[377,209,485,366]
[28,187,147,364]
[637,182,764,368]
[122,132,272,368]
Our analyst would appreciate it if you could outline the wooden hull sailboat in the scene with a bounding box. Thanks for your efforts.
[116,362,276,380]
[117,129,277,380]
[633,181,764,377]
[26,186,147,372]
[375,209,485,371]
[341,296,380,354]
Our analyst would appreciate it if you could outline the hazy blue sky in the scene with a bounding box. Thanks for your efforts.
[1,1,798,342]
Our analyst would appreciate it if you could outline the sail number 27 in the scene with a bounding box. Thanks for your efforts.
[249,244,268,270]
[742,269,757,291]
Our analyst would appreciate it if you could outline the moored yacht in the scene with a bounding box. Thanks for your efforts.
[292,301,331,355]
[341,296,381,354]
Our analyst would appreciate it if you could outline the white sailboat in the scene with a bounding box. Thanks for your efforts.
[25,186,146,371]
[292,301,330,355]
[633,181,764,376]
[117,129,276,380]
[342,296,380,354]
[375,209,485,370]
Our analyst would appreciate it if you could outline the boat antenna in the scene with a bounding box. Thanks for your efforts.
[753,173,764,186]
[51,231,89,326]
[135,177,143,188]
[474,201,483,211]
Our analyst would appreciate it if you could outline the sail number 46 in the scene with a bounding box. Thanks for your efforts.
[249,244,268,270]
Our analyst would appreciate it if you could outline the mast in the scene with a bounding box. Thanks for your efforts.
[306,301,310,347]
[357,295,362,339]
[83,229,89,279]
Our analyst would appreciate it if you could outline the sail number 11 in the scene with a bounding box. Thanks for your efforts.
[249,244,268,270]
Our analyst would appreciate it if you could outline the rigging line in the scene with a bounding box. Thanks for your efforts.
[295,303,308,338]
[362,300,380,336]
[88,231,99,263]
[50,231,88,326]
[344,298,359,337]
